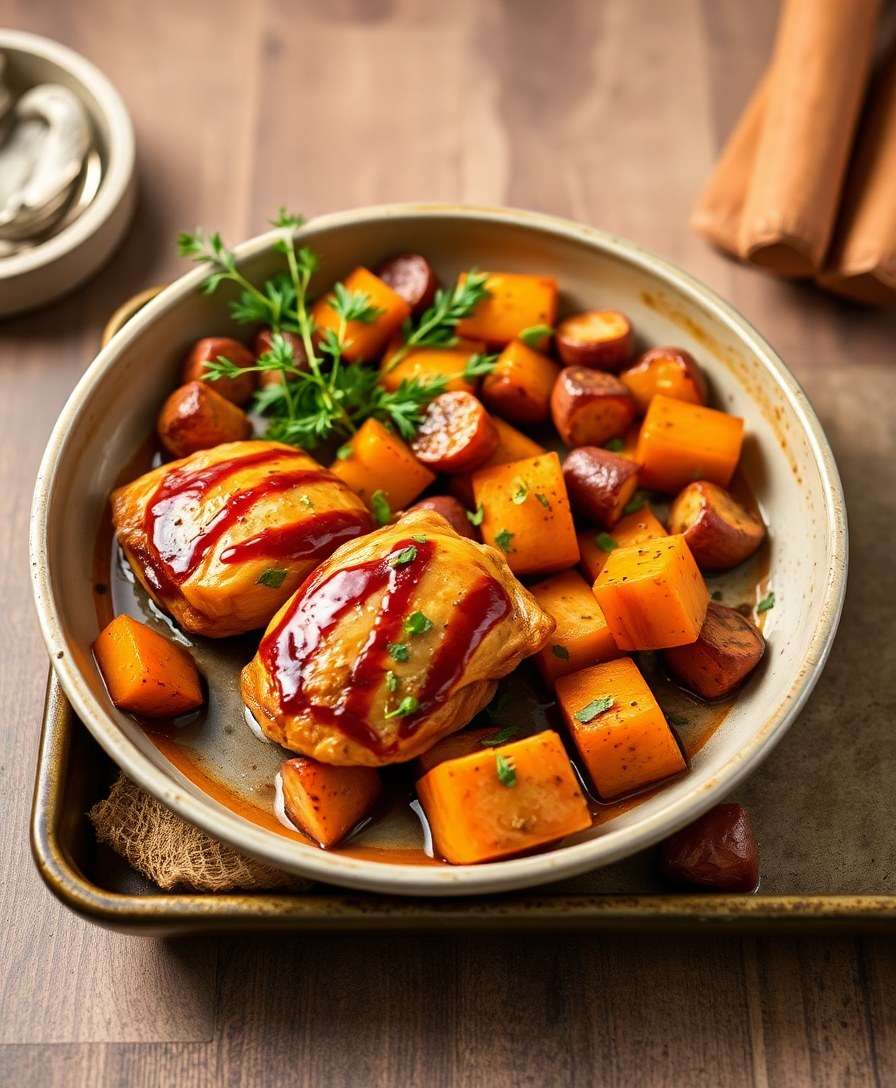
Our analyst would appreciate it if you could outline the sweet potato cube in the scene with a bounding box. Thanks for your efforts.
[578,506,668,582]
[636,395,744,492]
[456,272,558,346]
[416,725,524,776]
[450,417,544,505]
[593,534,708,650]
[281,757,381,848]
[311,267,411,363]
[93,614,204,718]
[415,730,591,864]
[556,657,686,800]
[472,451,579,576]
[330,417,435,509]
[379,338,486,395]
[531,570,619,686]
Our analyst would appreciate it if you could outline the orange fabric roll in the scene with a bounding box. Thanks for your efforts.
[818,47,896,305]
[736,0,880,277]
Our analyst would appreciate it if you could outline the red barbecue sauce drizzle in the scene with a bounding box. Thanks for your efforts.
[259,538,510,755]
[138,448,371,596]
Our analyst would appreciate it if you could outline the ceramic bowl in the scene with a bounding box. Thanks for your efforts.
[0,30,136,316]
[30,205,847,896]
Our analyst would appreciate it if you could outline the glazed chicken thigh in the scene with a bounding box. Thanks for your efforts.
[241,509,555,765]
[111,440,373,637]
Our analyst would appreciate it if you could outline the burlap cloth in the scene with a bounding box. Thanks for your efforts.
[89,774,310,892]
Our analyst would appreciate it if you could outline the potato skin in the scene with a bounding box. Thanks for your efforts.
[181,337,257,405]
[411,391,499,473]
[663,602,765,699]
[620,346,707,413]
[550,367,637,448]
[408,495,478,539]
[660,803,759,891]
[555,310,633,371]
[669,481,765,571]
[375,253,438,314]
[481,340,559,424]
[157,381,252,458]
[562,446,640,528]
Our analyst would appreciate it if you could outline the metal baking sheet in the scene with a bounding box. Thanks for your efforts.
[31,673,896,934]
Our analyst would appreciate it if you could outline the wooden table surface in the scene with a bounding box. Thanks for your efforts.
[1,1,894,1085]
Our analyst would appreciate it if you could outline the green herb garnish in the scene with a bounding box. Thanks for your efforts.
[384,695,419,719]
[387,642,410,662]
[467,504,485,526]
[404,611,432,636]
[623,490,649,515]
[495,753,516,787]
[370,489,391,526]
[480,725,520,747]
[336,443,353,460]
[551,644,570,660]
[384,271,491,372]
[256,568,288,588]
[511,479,528,505]
[574,696,615,723]
[327,281,384,324]
[463,352,498,381]
[385,670,400,693]
[756,592,775,614]
[604,437,624,452]
[388,545,418,568]
[179,215,447,449]
[535,493,551,509]
[595,532,618,553]
[518,324,552,350]
[495,529,514,553]
[666,712,689,727]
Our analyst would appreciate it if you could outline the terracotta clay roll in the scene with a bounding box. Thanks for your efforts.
[818,48,896,306]
[690,76,768,255]
[736,0,880,277]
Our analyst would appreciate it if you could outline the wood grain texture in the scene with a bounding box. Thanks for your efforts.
[0,0,893,1084]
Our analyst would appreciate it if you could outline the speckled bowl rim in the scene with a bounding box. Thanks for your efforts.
[30,204,848,896]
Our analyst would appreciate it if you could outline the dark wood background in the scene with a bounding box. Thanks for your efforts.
[1,1,894,1085]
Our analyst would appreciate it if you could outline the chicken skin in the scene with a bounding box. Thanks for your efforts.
[241,509,555,766]
[111,441,373,638]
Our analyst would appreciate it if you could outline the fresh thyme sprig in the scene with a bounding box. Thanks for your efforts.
[179,213,455,450]
[385,271,490,372]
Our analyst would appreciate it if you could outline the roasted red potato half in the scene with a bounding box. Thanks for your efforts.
[664,602,765,699]
[562,446,639,528]
[411,391,499,474]
[375,253,439,314]
[408,495,478,539]
[550,367,637,448]
[660,803,759,892]
[620,346,707,413]
[181,337,257,405]
[669,481,765,571]
[253,328,308,388]
[555,310,633,371]
[157,381,252,459]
